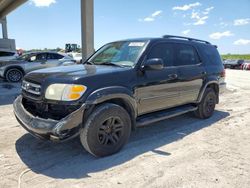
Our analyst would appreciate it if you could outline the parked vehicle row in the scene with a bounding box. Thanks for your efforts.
[223,59,244,69]
[14,35,226,157]
[241,61,250,70]
[0,51,76,82]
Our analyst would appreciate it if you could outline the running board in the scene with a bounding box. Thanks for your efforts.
[136,104,197,127]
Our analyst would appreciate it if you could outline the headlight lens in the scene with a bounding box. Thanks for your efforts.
[45,84,87,101]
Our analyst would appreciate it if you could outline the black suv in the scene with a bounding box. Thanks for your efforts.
[14,35,226,157]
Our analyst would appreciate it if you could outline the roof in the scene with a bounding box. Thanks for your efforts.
[112,36,213,46]
[0,0,27,19]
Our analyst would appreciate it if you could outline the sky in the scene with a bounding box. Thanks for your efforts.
[4,0,250,54]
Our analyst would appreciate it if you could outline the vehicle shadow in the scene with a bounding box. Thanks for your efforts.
[15,110,229,179]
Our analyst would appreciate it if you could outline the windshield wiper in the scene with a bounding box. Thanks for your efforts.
[84,61,94,65]
[100,62,125,67]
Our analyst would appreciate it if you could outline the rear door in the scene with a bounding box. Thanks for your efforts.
[174,43,205,104]
[136,42,181,115]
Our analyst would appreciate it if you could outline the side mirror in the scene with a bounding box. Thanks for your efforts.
[143,58,164,70]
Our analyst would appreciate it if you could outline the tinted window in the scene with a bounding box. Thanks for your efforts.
[47,53,64,60]
[174,44,199,66]
[147,43,174,67]
[29,53,47,62]
[200,45,222,65]
[36,53,47,61]
[0,51,15,57]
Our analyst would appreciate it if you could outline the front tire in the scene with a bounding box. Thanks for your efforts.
[194,88,217,119]
[80,103,131,157]
[6,68,23,82]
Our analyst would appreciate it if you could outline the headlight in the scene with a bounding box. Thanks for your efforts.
[45,84,87,101]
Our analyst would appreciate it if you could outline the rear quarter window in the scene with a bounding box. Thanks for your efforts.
[200,45,222,65]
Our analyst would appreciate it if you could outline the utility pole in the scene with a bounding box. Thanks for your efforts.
[81,0,94,61]
[1,17,8,39]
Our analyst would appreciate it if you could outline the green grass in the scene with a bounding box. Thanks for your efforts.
[221,54,250,60]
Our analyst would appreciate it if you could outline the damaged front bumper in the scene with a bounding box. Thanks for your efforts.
[13,95,86,142]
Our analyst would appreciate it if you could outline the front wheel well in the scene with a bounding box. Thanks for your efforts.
[83,98,136,130]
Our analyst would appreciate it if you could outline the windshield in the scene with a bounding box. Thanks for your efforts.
[88,41,147,67]
[16,54,30,61]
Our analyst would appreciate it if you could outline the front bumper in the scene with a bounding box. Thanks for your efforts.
[13,95,86,141]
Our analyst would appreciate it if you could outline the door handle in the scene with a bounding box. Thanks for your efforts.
[168,74,178,80]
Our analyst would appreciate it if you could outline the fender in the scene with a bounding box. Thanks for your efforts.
[85,86,137,118]
[197,76,219,103]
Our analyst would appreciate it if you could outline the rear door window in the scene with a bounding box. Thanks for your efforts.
[200,45,222,65]
[47,53,64,60]
[36,53,47,61]
[174,44,199,66]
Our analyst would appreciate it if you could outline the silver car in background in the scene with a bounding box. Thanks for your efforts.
[0,51,76,82]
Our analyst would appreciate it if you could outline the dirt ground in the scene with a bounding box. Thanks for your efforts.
[0,69,249,188]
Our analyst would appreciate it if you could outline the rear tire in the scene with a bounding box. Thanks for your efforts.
[6,68,23,82]
[80,103,131,157]
[194,88,217,119]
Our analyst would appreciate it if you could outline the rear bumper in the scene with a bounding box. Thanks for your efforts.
[13,95,86,141]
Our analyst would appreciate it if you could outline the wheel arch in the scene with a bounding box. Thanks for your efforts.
[198,81,219,104]
[83,86,137,130]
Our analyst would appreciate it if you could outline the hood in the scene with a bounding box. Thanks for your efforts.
[24,64,129,84]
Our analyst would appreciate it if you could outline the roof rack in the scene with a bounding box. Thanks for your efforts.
[163,35,211,44]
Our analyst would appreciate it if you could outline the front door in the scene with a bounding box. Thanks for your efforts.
[136,42,181,115]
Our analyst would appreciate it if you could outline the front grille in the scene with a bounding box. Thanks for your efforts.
[22,80,41,96]
[22,98,81,120]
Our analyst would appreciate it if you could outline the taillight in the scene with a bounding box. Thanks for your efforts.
[220,69,226,78]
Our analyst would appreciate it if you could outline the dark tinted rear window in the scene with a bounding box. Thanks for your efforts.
[174,44,199,66]
[201,45,222,65]
[47,53,64,60]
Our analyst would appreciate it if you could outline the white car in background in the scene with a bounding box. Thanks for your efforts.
[0,49,18,61]
[68,52,82,64]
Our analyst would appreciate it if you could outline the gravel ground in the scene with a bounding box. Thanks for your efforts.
[0,69,249,188]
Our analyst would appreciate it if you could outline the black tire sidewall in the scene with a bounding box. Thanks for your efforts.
[200,88,216,118]
[6,68,23,82]
[80,103,131,157]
